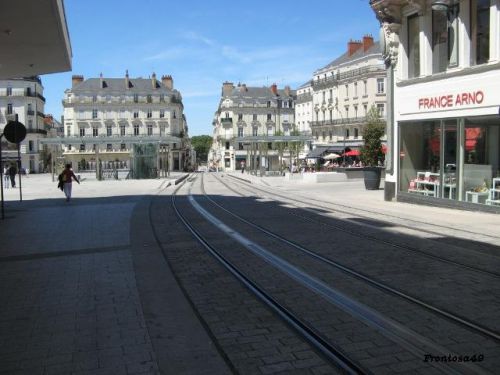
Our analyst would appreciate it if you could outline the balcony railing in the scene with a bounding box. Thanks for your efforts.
[312,64,386,90]
[27,110,35,116]
[221,118,233,124]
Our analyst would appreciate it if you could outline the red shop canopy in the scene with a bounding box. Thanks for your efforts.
[344,150,360,156]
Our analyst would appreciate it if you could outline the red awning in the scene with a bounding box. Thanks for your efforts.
[381,144,388,154]
[344,150,360,156]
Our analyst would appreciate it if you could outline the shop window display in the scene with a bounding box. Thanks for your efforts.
[400,117,500,206]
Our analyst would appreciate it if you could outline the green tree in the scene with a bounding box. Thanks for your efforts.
[360,106,385,167]
[190,135,213,164]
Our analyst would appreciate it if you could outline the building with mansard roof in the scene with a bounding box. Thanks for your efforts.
[209,82,300,172]
[309,35,387,154]
[59,72,191,177]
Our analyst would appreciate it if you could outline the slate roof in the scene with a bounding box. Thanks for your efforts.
[297,80,312,89]
[70,78,176,94]
[315,42,382,74]
[225,86,296,102]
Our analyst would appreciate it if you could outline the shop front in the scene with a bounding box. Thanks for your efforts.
[395,69,500,210]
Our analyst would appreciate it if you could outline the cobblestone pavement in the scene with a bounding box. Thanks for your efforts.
[2,173,500,374]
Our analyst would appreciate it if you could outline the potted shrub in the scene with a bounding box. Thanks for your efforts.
[360,106,385,190]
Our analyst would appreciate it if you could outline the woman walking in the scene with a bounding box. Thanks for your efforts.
[60,164,80,202]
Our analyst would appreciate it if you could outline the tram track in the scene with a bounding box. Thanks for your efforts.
[182,173,496,374]
[166,175,366,374]
[218,173,500,279]
[146,173,499,373]
[200,173,500,345]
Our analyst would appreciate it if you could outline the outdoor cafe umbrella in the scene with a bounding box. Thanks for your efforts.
[323,153,341,160]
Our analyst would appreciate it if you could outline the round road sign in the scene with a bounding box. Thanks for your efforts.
[3,120,27,144]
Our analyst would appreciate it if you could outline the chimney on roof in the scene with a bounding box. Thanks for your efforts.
[348,39,363,56]
[72,75,84,87]
[152,72,157,89]
[125,70,130,89]
[162,75,173,90]
[270,83,278,95]
[222,81,234,97]
[239,83,247,92]
[363,34,374,52]
[284,85,291,97]
[99,72,104,89]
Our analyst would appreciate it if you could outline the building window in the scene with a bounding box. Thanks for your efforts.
[106,125,112,136]
[134,124,139,136]
[67,127,71,136]
[329,89,333,101]
[354,105,358,118]
[377,78,385,94]
[432,3,459,73]
[92,109,98,119]
[28,119,33,128]
[238,113,243,121]
[160,124,165,135]
[354,128,359,138]
[147,109,152,118]
[93,127,98,137]
[345,106,349,118]
[120,125,126,136]
[147,124,153,135]
[267,113,272,121]
[29,140,34,152]
[345,129,350,138]
[173,111,176,119]
[6,86,12,96]
[267,101,271,108]
[252,127,258,136]
[472,0,490,65]
[363,80,367,96]
[106,144,112,151]
[252,114,257,121]
[120,143,126,151]
[408,14,420,78]
[80,128,85,137]
[354,82,358,97]
[133,111,139,119]
[159,110,164,118]
[133,94,139,103]
[345,84,349,97]
[363,104,368,116]
[80,144,85,151]
[160,94,165,102]
[377,103,385,117]
[238,127,243,137]
[92,95,97,103]
[147,95,152,103]
[329,131,332,140]
[225,142,230,150]
[7,103,12,114]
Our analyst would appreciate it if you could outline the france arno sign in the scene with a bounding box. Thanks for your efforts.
[3,120,27,143]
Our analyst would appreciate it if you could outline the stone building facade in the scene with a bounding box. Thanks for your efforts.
[0,76,47,172]
[210,82,297,171]
[61,72,190,176]
[310,35,387,151]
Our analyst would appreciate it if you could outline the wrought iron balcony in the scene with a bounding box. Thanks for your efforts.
[221,118,233,124]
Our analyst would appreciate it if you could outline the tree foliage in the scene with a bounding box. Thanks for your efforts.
[360,106,385,167]
[190,135,213,163]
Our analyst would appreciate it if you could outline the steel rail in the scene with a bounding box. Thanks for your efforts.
[170,175,368,375]
[221,174,500,278]
[208,173,500,343]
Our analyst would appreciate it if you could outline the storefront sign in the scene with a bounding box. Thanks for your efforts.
[418,91,484,110]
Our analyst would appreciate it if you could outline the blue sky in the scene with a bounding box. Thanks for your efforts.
[43,0,380,136]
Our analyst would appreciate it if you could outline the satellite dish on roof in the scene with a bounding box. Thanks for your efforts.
[3,120,27,143]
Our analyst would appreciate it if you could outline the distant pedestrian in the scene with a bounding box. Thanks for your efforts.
[8,165,17,188]
[3,166,9,189]
[240,161,245,174]
[60,164,80,202]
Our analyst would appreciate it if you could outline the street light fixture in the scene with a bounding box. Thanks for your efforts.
[431,0,450,10]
